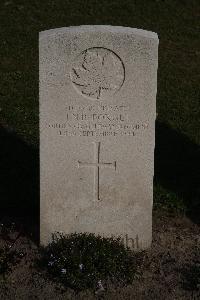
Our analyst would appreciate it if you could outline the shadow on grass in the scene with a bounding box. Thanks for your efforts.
[0,121,199,243]
[0,125,39,243]
[155,121,200,224]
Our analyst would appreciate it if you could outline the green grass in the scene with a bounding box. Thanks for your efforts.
[38,232,142,292]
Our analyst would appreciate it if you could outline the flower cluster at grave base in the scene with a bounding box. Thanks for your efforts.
[38,232,143,292]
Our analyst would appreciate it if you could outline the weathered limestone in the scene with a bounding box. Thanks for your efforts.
[39,25,159,250]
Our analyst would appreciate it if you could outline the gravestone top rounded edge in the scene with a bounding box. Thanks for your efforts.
[39,25,159,42]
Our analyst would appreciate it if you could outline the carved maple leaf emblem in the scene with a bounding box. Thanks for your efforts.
[71,48,124,100]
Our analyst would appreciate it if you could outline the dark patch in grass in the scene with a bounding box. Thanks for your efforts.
[155,121,200,223]
[0,125,39,243]
[154,183,186,215]
[38,232,143,292]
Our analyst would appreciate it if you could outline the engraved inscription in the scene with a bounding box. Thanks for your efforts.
[70,47,125,100]
[48,103,149,138]
[78,142,116,201]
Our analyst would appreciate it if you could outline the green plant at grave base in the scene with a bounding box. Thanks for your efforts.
[154,184,186,214]
[38,232,143,292]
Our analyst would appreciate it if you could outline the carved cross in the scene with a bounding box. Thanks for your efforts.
[78,142,116,201]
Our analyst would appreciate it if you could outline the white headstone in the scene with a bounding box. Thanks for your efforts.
[39,25,159,250]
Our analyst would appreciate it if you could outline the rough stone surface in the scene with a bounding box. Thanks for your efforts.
[39,25,159,250]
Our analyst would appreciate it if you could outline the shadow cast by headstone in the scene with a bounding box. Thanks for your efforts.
[0,126,39,243]
[155,121,200,224]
